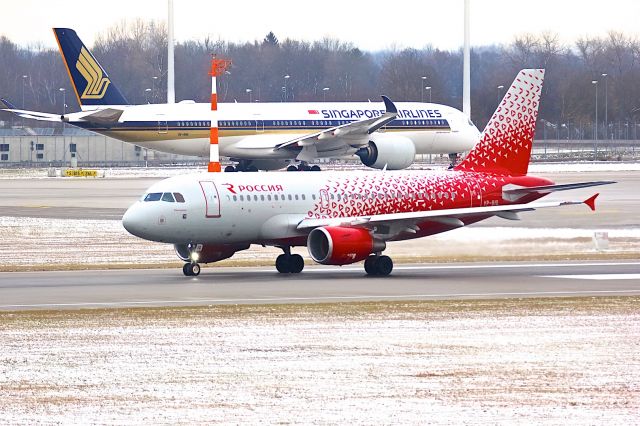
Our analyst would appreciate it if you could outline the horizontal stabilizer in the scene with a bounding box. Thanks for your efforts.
[0,108,62,122]
[503,181,615,201]
[81,108,124,124]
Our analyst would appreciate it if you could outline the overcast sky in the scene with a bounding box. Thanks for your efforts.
[2,0,639,51]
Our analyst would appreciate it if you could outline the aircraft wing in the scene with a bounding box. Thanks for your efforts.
[297,194,600,239]
[273,96,398,162]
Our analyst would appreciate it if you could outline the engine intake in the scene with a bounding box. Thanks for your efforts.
[174,243,249,264]
[307,227,386,265]
[356,134,416,170]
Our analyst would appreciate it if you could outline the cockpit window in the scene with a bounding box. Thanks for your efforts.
[161,192,175,202]
[144,192,162,202]
[174,193,185,203]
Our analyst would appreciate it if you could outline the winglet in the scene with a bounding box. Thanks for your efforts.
[584,193,599,211]
[381,95,397,114]
[0,98,17,109]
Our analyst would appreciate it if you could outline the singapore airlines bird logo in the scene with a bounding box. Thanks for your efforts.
[75,47,110,99]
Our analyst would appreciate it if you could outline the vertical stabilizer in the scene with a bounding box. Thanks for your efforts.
[53,28,129,107]
[455,69,544,176]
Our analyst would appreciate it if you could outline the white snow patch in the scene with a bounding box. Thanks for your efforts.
[0,300,638,424]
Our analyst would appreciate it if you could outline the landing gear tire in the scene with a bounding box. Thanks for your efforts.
[286,165,298,172]
[289,254,304,273]
[310,165,321,171]
[224,165,236,172]
[365,255,393,276]
[183,262,201,276]
[276,254,291,273]
[364,256,377,275]
[275,253,305,273]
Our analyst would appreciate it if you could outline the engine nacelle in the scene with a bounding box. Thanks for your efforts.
[356,134,416,170]
[174,243,249,264]
[307,227,386,265]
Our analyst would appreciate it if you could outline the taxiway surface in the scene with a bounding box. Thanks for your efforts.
[1,261,638,310]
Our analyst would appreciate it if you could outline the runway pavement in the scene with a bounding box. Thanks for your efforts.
[0,261,638,310]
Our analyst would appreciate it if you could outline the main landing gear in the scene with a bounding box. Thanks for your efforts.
[224,160,258,172]
[183,262,201,276]
[275,247,304,273]
[364,255,393,276]
[286,162,321,172]
[448,153,459,170]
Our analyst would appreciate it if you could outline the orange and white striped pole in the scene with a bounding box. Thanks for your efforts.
[208,69,220,172]
[208,56,231,172]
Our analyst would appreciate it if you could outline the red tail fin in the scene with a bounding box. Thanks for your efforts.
[455,69,545,176]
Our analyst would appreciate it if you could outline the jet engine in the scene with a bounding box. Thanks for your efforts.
[307,227,386,265]
[174,243,249,264]
[355,134,416,170]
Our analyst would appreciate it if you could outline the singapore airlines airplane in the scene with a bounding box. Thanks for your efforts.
[0,28,479,171]
[122,69,613,276]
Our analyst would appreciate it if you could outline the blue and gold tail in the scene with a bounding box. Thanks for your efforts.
[53,28,129,107]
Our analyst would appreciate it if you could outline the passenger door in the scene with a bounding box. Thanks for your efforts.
[199,181,221,217]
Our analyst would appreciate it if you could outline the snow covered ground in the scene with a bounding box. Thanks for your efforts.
[0,298,638,424]
[1,215,638,271]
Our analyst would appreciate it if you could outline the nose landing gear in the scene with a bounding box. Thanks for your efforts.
[183,262,201,276]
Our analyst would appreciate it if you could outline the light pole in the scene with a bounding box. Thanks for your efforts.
[601,73,608,139]
[145,88,151,103]
[283,74,290,102]
[22,75,28,109]
[421,76,427,102]
[425,86,432,103]
[59,87,66,166]
[592,79,598,161]
[322,87,330,102]
[59,88,66,116]
[152,76,158,103]
[246,88,252,103]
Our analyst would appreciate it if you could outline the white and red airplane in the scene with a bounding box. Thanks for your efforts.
[123,69,613,276]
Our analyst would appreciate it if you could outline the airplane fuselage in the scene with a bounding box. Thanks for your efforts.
[123,170,552,247]
[66,101,479,160]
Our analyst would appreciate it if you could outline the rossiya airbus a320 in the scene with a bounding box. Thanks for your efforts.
[122,69,613,276]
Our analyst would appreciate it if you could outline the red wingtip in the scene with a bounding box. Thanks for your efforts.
[584,193,599,211]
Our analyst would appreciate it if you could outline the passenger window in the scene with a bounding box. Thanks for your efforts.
[161,193,175,202]
[301,194,305,200]
[144,193,162,202]
[261,195,265,201]
[295,194,299,200]
[267,195,272,201]
[312,194,316,200]
[254,195,258,201]
[288,194,292,201]
[240,195,244,201]
[174,193,185,203]
[233,195,237,201]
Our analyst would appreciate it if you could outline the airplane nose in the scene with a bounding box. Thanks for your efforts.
[122,203,147,238]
